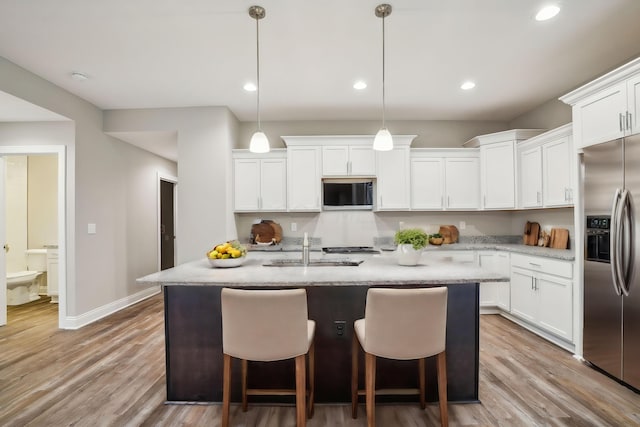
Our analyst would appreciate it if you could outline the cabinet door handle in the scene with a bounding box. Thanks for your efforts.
[628,112,633,132]
[529,262,541,267]
[447,196,450,207]
[620,113,625,132]
[537,191,541,204]
[531,276,534,290]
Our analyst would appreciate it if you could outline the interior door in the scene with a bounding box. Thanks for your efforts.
[0,157,7,325]
[160,179,175,270]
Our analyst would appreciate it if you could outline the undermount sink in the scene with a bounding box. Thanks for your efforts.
[263,259,363,267]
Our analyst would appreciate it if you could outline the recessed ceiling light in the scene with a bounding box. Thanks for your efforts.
[70,71,88,81]
[461,81,476,90]
[243,82,257,92]
[535,5,560,21]
[353,81,367,90]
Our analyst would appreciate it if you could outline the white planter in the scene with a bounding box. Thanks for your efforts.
[397,244,423,266]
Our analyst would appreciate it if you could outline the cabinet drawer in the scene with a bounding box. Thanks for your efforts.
[510,253,572,279]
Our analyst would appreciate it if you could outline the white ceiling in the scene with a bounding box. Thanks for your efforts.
[1,0,640,154]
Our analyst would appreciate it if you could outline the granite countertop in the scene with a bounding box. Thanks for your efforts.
[246,236,574,261]
[137,251,508,287]
[419,243,575,261]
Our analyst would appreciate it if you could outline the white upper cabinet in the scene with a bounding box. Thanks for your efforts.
[542,135,573,206]
[560,57,640,148]
[410,156,444,209]
[628,73,640,135]
[281,140,322,212]
[465,129,545,210]
[376,145,411,210]
[481,141,515,209]
[519,146,542,208]
[517,124,574,209]
[444,156,480,209]
[322,144,375,176]
[233,150,287,212]
[410,149,479,210]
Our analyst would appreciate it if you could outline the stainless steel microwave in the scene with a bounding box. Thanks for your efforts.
[322,179,374,210]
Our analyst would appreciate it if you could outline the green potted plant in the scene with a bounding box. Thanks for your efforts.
[394,228,429,266]
[429,233,444,246]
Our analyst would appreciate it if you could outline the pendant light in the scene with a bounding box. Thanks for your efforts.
[249,5,269,153]
[373,4,393,151]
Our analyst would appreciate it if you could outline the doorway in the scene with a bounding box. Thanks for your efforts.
[0,146,66,328]
[158,174,177,270]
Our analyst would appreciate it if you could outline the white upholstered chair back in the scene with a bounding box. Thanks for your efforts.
[221,288,312,362]
[360,287,448,360]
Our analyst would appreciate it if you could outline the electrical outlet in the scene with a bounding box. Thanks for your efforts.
[459,221,466,230]
[334,320,346,337]
[291,222,297,232]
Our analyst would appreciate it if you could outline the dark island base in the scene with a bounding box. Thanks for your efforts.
[164,283,479,404]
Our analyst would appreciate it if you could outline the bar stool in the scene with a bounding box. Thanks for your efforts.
[351,287,449,427]
[221,288,315,427]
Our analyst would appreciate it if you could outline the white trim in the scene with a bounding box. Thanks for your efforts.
[0,145,67,330]
[64,285,160,330]
[157,172,178,271]
[560,56,640,105]
[499,310,576,354]
[463,129,547,148]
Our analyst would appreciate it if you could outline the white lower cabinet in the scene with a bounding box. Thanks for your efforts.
[478,251,510,310]
[510,254,573,342]
[47,249,59,303]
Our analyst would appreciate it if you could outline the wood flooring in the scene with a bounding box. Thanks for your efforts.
[1,295,639,426]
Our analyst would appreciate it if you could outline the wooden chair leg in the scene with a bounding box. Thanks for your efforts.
[437,351,449,427]
[351,333,359,419]
[222,354,232,427]
[295,354,307,427]
[419,357,426,410]
[365,352,376,427]
[241,359,248,412]
[307,342,315,419]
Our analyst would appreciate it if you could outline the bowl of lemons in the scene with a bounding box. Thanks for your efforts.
[207,240,248,268]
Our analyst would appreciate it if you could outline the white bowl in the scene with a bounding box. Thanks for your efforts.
[207,256,246,268]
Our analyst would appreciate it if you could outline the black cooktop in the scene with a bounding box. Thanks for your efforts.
[322,246,380,254]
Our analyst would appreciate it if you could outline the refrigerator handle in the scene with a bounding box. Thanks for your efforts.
[620,189,635,296]
[610,188,623,296]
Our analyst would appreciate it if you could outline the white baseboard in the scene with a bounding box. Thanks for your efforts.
[499,311,576,354]
[63,286,160,330]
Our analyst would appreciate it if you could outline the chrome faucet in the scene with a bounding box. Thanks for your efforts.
[302,232,310,266]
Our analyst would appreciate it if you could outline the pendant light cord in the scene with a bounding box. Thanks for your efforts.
[256,16,261,131]
[381,12,386,129]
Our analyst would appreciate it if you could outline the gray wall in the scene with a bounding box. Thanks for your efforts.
[0,57,177,319]
[103,107,239,262]
[238,120,509,149]
[508,98,572,130]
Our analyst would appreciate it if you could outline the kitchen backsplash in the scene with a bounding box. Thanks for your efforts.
[235,208,574,247]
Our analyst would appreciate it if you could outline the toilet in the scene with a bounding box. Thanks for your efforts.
[6,249,47,306]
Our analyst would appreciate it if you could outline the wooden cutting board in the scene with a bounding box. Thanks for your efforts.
[550,228,569,249]
[523,221,540,246]
[439,225,459,244]
[262,220,283,243]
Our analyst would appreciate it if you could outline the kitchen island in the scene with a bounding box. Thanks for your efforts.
[137,251,508,404]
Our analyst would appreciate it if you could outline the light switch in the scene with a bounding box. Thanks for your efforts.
[291,222,297,232]
[459,221,466,230]
[88,223,97,234]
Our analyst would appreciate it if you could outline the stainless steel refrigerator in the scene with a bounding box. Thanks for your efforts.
[584,134,640,391]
